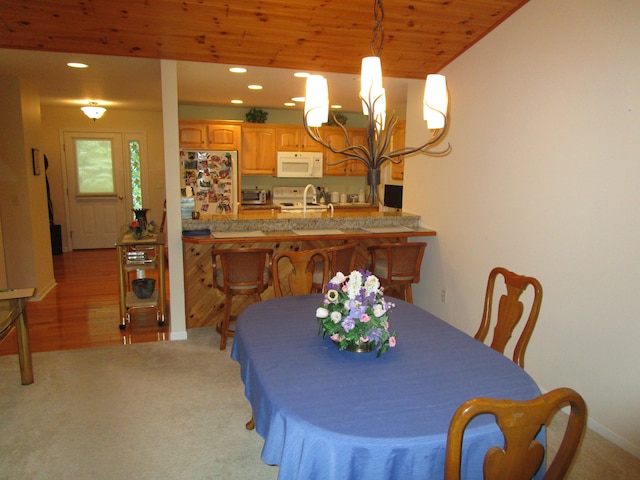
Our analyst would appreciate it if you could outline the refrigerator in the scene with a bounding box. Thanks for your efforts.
[180,149,238,216]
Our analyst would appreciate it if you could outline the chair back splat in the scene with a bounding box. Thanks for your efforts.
[273,248,329,297]
[444,387,587,480]
[474,267,543,368]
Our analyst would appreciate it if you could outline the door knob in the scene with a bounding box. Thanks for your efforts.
[118,195,124,200]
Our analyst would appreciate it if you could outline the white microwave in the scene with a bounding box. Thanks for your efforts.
[276,152,323,178]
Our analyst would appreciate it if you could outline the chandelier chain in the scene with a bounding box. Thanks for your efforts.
[370,0,385,57]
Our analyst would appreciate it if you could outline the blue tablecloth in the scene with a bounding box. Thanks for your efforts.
[231,295,542,480]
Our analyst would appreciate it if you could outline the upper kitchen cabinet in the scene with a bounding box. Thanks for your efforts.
[241,125,277,175]
[178,121,241,150]
[206,123,241,150]
[322,127,368,176]
[390,121,406,181]
[276,126,323,152]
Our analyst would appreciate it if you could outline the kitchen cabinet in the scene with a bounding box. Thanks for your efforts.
[178,121,241,150]
[206,123,241,150]
[241,125,277,175]
[179,122,206,148]
[322,127,368,176]
[391,121,406,180]
[276,126,323,152]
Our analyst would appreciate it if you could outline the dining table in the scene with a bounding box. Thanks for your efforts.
[231,294,543,480]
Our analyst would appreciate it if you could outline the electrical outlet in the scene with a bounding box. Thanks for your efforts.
[441,289,447,302]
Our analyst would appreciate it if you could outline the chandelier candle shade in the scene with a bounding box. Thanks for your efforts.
[303,0,451,206]
[316,270,397,357]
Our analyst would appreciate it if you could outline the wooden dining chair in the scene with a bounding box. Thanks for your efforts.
[272,248,330,297]
[444,387,587,480]
[474,267,543,368]
[212,247,273,350]
[367,242,427,303]
[311,241,359,292]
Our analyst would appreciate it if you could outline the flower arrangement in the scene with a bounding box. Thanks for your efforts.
[316,270,397,357]
[125,219,157,240]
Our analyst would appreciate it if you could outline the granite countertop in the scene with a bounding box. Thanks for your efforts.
[183,210,422,233]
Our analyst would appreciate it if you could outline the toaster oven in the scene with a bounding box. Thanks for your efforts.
[241,189,268,205]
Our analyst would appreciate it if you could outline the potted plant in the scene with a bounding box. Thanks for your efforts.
[245,107,269,123]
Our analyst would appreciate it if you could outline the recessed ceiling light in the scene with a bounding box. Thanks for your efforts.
[248,85,263,90]
[229,67,247,73]
[331,105,343,109]
[284,102,296,107]
[231,99,243,104]
[291,96,305,102]
[67,62,88,68]
[294,72,310,78]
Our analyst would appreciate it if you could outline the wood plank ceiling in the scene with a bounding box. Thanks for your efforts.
[0,0,529,80]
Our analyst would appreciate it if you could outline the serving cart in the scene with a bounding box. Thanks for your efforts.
[115,232,166,330]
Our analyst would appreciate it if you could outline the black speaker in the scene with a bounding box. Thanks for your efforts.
[50,224,62,255]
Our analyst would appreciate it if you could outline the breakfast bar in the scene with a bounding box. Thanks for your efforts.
[182,209,435,329]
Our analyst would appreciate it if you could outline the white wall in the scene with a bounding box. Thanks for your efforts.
[404,0,640,456]
[0,77,55,298]
[41,107,165,251]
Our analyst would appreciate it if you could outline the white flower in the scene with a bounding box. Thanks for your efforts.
[364,275,380,296]
[330,311,342,323]
[346,270,363,299]
[330,271,347,285]
[316,307,329,318]
[373,303,386,318]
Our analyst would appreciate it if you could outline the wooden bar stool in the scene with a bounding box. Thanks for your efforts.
[212,247,273,350]
[367,242,427,303]
[311,242,359,292]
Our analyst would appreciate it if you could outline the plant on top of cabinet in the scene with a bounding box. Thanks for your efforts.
[245,108,269,123]
[326,111,348,127]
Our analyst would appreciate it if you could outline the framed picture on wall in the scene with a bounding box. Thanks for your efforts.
[32,148,41,176]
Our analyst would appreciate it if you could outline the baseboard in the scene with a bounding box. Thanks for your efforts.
[28,278,57,302]
[170,330,188,341]
[586,416,640,459]
[542,386,640,459]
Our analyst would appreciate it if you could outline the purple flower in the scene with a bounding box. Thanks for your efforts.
[368,328,383,342]
[341,317,356,333]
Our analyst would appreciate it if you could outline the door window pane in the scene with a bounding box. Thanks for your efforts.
[75,139,115,194]
[129,140,142,210]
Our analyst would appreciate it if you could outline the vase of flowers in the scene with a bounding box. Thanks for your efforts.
[316,270,397,357]
[125,219,157,240]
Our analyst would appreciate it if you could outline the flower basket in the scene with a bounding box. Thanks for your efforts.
[316,270,396,357]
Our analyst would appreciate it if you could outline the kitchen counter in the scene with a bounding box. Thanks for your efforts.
[183,209,420,233]
[182,211,435,330]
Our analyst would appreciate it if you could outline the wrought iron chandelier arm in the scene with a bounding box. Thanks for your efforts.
[304,113,373,167]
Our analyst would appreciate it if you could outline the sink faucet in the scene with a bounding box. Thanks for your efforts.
[303,183,316,218]
[328,203,334,218]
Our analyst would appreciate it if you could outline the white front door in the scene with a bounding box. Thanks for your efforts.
[64,132,129,249]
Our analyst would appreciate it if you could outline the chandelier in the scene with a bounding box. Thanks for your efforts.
[81,102,106,121]
[303,0,451,206]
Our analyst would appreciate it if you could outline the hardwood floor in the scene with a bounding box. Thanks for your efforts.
[0,249,170,356]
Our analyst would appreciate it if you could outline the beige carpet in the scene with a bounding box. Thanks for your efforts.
[2,328,639,479]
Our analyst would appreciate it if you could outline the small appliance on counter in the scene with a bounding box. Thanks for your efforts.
[241,189,268,205]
